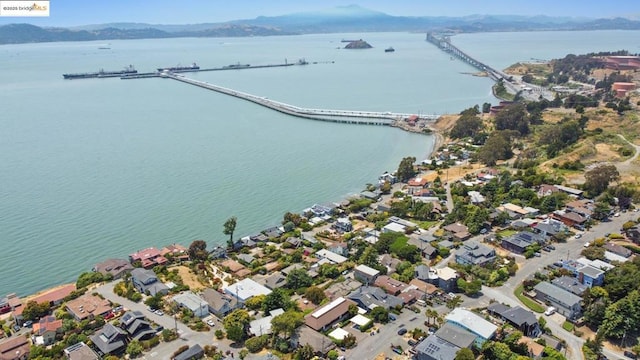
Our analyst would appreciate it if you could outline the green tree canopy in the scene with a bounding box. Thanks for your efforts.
[304,286,326,305]
[286,269,313,290]
[494,103,530,136]
[188,240,208,262]
[584,164,620,197]
[455,348,475,360]
[271,310,304,338]
[222,309,251,342]
[224,216,238,248]
[396,157,417,183]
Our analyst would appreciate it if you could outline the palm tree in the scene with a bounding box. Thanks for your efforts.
[223,216,237,249]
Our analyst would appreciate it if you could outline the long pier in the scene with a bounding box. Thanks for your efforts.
[162,73,437,125]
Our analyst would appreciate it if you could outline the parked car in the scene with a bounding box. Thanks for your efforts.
[624,351,637,359]
[548,245,556,250]
[206,319,215,327]
[155,326,164,333]
[389,314,397,321]
[574,234,582,239]
[408,339,417,346]
[397,328,408,336]
[544,307,556,316]
[22,320,32,328]
[154,310,164,316]
[13,324,20,332]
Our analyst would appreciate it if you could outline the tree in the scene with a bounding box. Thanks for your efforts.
[262,288,291,314]
[370,306,389,323]
[494,103,530,136]
[583,287,610,327]
[223,216,238,248]
[271,310,304,339]
[21,300,50,321]
[244,294,266,311]
[126,339,144,358]
[476,130,515,166]
[144,293,164,310]
[304,286,326,305]
[295,344,315,360]
[446,296,463,309]
[584,164,620,196]
[455,348,475,360]
[450,109,484,139]
[396,157,417,183]
[286,269,313,291]
[188,239,208,262]
[457,278,482,296]
[482,102,492,113]
[223,309,250,343]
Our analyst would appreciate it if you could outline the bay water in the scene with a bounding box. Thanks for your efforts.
[1,30,638,296]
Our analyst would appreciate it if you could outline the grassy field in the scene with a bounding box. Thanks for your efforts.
[563,321,575,331]
[497,229,518,238]
[514,285,545,313]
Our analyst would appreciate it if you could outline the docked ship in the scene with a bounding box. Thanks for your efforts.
[223,63,250,69]
[385,47,395,53]
[63,65,137,79]
[157,62,200,72]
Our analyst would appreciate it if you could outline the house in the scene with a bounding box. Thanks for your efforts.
[0,336,30,360]
[519,336,545,360]
[292,326,336,355]
[627,225,640,244]
[220,259,246,274]
[314,249,347,264]
[360,190,380,201]
[434,323,476,349]
[324,279,362,300]
[443,223,470,241]
[257,272,287,290]
[533,282,582,320]
[487,303,541,337]
[551,276,588,296]
[160,243,189,262]
[455,240,496,266]
[173,292,209,318]
[414,335,461,360]
[31,315,63,346]
[304,204,336,218]
[304,297,356,331]
[551,210,587,228]
[31,284,76,308]
[605,251,629,263]
[373,275,408,296]
[603,243,632,258]
[120,311,156,341]
[407,177,429,195]
[533,219,567,240]
[249,308,285,336]
[577,265,605,287]
[200,289,237,318]
[501,231,542,254]
[409,279,440,298]
[436,267,458,293]
[347,286,403,310]
[379,171,397,185]
[538,184,560,198]
[554,185,584,197]
[90,323,128,356]
[237,253,255,265]
[63,342,100,360]
[281,264,305,276]
[382,222,406,234]
[333,218,353,233]
[353,264,380,285]
[328,242,349,257]
[414,265,431,282]
[445,308,497,346]
[130,268,168,296]
[224,278,272,304]
[468,191,485,204]
[66,294,112,321]
[379,254,401,274]
[173,344,204,360]
[263,226,284,239]
[128,247,168,268]
[93,259,133,279]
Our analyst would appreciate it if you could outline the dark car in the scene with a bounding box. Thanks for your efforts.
[624,351,637,359]
[408,339,417,346]
[397,328,408,335]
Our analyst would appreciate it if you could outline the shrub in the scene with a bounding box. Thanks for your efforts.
[214,329,224,339]
[245,335,268,353]
[172,345,189,359]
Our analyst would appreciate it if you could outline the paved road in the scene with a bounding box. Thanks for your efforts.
[461,211,638,360]
[94,281,234,360]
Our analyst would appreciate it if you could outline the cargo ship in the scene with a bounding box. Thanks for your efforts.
[385,47,395,53]
[157,62,200,72]
[63,65,137,80]
[223,63,250,69]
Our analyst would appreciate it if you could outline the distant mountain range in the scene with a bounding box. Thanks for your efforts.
[2,5,640,45]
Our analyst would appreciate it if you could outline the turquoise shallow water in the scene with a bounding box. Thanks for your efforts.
[1,30,638,296]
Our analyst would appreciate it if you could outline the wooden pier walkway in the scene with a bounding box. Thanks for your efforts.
[163,73,438,125]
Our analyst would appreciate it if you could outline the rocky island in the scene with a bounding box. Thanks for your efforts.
[344,39,372,49]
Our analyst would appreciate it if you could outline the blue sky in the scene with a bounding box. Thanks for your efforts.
[3,0,640,26]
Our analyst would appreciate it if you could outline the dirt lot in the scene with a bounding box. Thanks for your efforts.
[174,265,205,291]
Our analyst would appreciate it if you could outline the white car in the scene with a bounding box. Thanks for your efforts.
[574,233,582,239]
[544,307,556,316]
[206,319,215,327]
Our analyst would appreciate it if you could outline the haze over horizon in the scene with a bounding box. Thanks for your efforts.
[1,0,639,27]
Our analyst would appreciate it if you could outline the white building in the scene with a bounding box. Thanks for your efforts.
[224,278,272,303]
[445,308,497,346]
[172,291,209,318]
[315,249,348,264]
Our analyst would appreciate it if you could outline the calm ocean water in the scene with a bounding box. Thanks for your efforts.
[1,30,638,296]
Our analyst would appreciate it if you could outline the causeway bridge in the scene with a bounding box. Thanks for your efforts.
[162,72,438,125]
[426,33,509,81]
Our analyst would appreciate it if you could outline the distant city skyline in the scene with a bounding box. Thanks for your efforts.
[1,0,639,27]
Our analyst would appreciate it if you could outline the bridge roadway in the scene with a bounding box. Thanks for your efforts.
[163,73,439,125]
[426,33,509,81]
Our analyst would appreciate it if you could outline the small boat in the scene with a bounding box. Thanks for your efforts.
[385,47,395,53]
[98,47,111,50]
